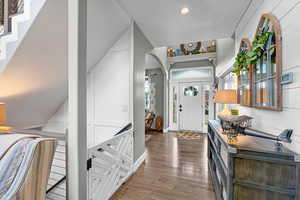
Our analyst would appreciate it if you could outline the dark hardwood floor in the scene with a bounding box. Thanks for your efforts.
[112,132,216,200]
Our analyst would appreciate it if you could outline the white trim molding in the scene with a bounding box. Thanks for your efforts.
[163,128,169,133]
[133,151,146,172]
[67,0,88,198]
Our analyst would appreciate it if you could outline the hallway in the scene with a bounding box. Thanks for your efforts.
[112,132,216,200]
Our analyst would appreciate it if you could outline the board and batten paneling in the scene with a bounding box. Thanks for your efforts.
[87,28,131,147]
[230,0,300,153]
[44,28,131,199]
[43,28,131,148]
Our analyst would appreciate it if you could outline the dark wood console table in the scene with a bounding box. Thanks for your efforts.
[208,120,300,200]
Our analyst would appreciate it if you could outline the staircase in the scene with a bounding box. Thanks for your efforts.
[0,0,25,60]
[0,0,46,72]
[0,0,23,34]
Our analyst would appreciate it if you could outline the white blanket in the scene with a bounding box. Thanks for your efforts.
[0,139,34,198]
[0,134,40,200]
[0,134,39,160]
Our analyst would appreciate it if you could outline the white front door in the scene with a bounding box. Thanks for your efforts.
[179,83,203,131]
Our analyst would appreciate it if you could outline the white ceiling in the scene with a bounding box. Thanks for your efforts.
[117,0,251,46]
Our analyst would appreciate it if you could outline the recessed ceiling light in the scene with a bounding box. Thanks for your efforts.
[180,7,190,15]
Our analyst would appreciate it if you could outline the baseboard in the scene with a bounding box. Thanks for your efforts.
[163,128,169,133]
[168,128,178,132]
[133,151,146,172]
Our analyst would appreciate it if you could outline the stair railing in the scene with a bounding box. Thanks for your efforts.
[0,0,24,35]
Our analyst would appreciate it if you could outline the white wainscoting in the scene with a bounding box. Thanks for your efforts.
[44,28,132,198]
[221,0,300,154]
[43,28,131,147]
[87,28,131,146]
[88,130,134,200]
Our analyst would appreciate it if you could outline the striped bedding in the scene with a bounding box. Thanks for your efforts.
[0,134,39,200]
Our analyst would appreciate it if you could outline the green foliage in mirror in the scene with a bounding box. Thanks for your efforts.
[246,32,274,64]
[232,52,248,75]
[232,32,274,75]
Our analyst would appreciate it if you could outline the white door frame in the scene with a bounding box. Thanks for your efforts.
[169,81,179,131]
[168,66,215,133]
[168,79,214,132]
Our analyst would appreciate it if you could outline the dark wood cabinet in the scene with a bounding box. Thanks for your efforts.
[208,120,300,200]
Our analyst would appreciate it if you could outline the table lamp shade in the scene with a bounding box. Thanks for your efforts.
[215,90,237,104]
[0,103,7,125]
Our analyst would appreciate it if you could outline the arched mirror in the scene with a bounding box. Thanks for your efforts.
[252,13,282,110]
[237,39,252,106]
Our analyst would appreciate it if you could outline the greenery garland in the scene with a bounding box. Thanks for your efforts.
[232,52,248,75]
[232,31,274,75]
[246,32,273,64]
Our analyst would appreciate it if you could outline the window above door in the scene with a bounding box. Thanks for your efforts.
[170,67,213,81]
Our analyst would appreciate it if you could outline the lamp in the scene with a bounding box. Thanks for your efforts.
[0,103,6,124]
[214,90,237,117]
[0,103,10,131]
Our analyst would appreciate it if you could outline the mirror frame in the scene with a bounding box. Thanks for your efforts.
[252,13,282,111]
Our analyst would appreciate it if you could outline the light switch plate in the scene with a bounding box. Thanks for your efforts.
[281,72,293,85]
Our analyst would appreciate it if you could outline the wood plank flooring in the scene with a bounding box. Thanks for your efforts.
[112,132,216,200]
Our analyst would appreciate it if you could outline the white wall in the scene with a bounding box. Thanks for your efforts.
[0,0,67,128]
[44,29,131,148]
[0,0,131,129]
[45,22,154,160]
[45,28,132,198]
[87,0,130,71]
[88,29,131,147]
[216,37,235,76]
[151,47,168,74]
[145,54,162,70]
[43,101,68,133]
[132,22,153,161]
[225,0,300,153]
